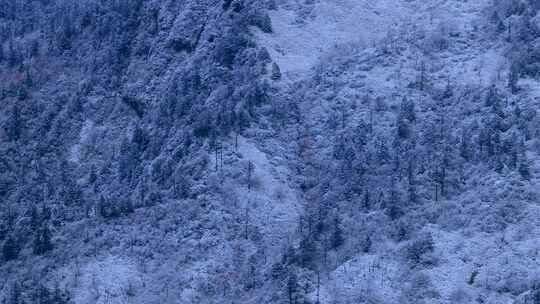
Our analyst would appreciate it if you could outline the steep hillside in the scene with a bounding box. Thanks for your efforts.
[255,0,540,303]
[2,0,540,303]
[0,0,285,302]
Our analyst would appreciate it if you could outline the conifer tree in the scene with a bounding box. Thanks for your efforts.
[2,234,20,262]
[33,224,53,255]
[271,62,281,80]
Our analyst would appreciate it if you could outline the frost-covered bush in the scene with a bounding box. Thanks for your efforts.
[423,21,456,53]
[402,232,436,267]
[448,288,472,303]
[399,272,440,304]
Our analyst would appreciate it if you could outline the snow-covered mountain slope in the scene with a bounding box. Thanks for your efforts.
[239,137,299,235]
[251,0,540,303]
[2,0,540,303]
[254,0,492,82]
[254,0,408,79]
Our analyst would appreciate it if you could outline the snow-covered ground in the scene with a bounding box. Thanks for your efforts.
[61,256,142,304]
[254,0,409,80]
[236,136,301,257]
[70,120,96,164]
[251,0,539,303]
[315,254,401,303]
[254,0,491,83]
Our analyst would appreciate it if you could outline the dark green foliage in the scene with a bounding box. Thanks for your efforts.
[298,237,317,268]
[5,104,22,142]
[485,85,499,107]
[58,15,74,50]
[386,181,404,220]
[2,234,20,262]
[5,282,22,304]
[403,233,435,267]
[33,224,53,255]
[330,214,344,249]
[400,97,416,122]
[30,284,70,304]
[271,62,281,80]
[170,38,193,53]
[397,118,412,139]
[223,0,233,10]
[252,12,273,33]
[459,128,473,161]
[29,205,40,231]
[7,40,21,68]
[122,96,145,118]
[362,190,370,211]
[533,287,540,304]
[508,59,520,94]
[287,272,301,304]
[361,235,372,253]
[97,196,134,219]
[214,28,250,68]
[468,270,478,285]
[519,157,531,180]
[118,127,148,183]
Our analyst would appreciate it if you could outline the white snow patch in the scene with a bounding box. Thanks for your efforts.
[69,256,142,304]
[518,78,540,109]
[254,0,408,80]
[457,48,506,87]
[255,0,492,87]
[69,120,95,163]
[315,254,401,303]
[237,136,300,255]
